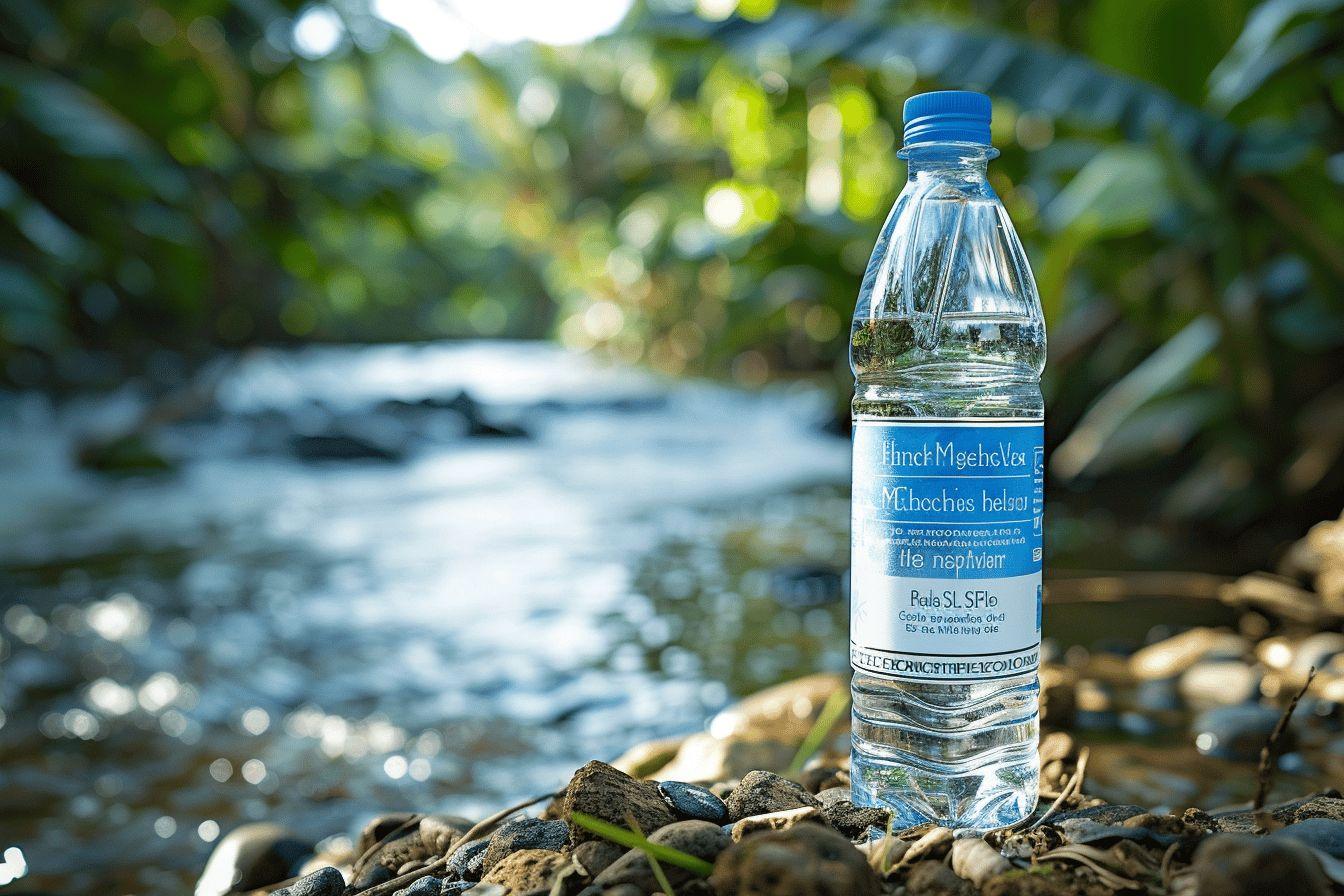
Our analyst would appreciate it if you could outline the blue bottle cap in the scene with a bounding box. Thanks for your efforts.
[902,90,992,147]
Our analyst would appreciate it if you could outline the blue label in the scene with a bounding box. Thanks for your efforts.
[852,419,1043,580]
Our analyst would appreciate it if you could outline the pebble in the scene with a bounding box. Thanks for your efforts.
[610,735,685,779]
[349,863,394,891]
[1050,803,1146,826]
[706,674,847,745]
[654,732,795,783]
[1191,832,1331,895]
[709,823,880,896]
[446,839,489,881]
[730,806,824,841]
[390,876,441,896]
[950,838,1009,887]
[358,813,420,854]
[1180,660,1262,707]
[1129,627,1247,680]
[658,780,729,824]
[820,801,891,839]
[571,839,624,877]
[1275,817,1344,859]
[418,815,472,856]
[905,858,972,894]
[725,770,821,822]
[1193,703,1291,761]
[594,820,730,892]
[480,818,569,873]
[195,822,315,896]
[560,760,675,844]
[273,867,345,896]
[479,849,568,893]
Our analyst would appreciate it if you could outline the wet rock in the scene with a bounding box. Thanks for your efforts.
[594,820,729,892]
[1129,627,1247,680]
[709,823,880,896]
[820,800,890,839]
[707,674,847,746]
[481,818,569,873]
[390,876,441,896]
[725,770,821,821]
[610,735,685,778]
[654,732,794,782]
[273,867,345,896]
[480,849,567,893]
[950,838,1009,888]
[446,839,489,881]
[571,840,624,877]
[1275,818,1344,859]
[349,863,394,891]
[195,822,314,896]
[731,806,825,841]
[906,858,974,895]
[1179,660,1262,707]
[1193,703,1292,761]
[1191,832,1331,895]
[419,815,473,856]
[1049,803,1146,826]
[1292,794,1344,823]
[769,564,843,607]
[290,433,403,463]
[560,760,674,844]
[658,780,729,824]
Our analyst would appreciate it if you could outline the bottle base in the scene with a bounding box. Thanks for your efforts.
[850,742,1039,832]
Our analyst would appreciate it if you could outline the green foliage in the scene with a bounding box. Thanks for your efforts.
[2,0,1342,532]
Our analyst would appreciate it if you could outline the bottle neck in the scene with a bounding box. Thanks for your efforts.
[898,143,996,183]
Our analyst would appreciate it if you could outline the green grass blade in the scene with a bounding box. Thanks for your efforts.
[570,812,714,877]
[787,687,850,776]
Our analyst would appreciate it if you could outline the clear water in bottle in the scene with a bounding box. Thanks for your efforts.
[848,91,1046,831]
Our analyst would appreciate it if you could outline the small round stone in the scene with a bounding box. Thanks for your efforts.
[274,867,344,896]
[658,780,730,824]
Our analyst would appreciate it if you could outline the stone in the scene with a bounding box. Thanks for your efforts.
[950,838,1010,887]
[707,674,847,745]
[1038,664,1077,729]
[419,815,473,856]
[709,823,880,896]
[358,814,421,855]
[273,867,345,896]
[593,821,730,893]
[1049,803,1146,826]
[446,839,489,882]
[1129,628,1247,680]
[390,876,441,896]
[1190,832,1331,895]
[731,806,825,841]
[195,822,314,896]
[815,786,851,808]
[653,732,795,783]
[481,818,569,873]
[571,840,624,877]
[725,770,821,821]
[797,763,848,794]
[610,736,685,778]
[560,760,675,844]
[657,780,729,824]
[349,863,394,891]
[821,801,890,839]
[480,849,567,894]
[905,859,974,895]
[1276,818,1344,859]
[1179,660,1262,707]
[1193,703,1292,761]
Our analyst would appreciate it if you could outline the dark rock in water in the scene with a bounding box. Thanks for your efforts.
[350,862,394,892]
[769,565,844,607]
[905,858,973,895]
[594,821,730,892]
[1049,804,1146,826]
[274,867,344,896]
[419,815,473,856]
[480,849,567,893]
[572,839,624,877]
[290,433,403,463]
[1275,817,1344,859]
[726,770,822,822]
[710,823,880,896]
[196,823,314,896]
[1193,704,1294,761]
[560,760,675,844]
[821,801,890,839]
[446,839,489,881]
[481,818,569,873]
[1191,832,1331,895]
[658,780,729,824]
[391,876,442,896]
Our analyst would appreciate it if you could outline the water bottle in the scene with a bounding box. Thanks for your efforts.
[848,91,1046,830]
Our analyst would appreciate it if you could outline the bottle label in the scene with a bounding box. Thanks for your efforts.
[850,416,1044,682]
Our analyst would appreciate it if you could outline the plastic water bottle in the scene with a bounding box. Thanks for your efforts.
[848,91,1046,830]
